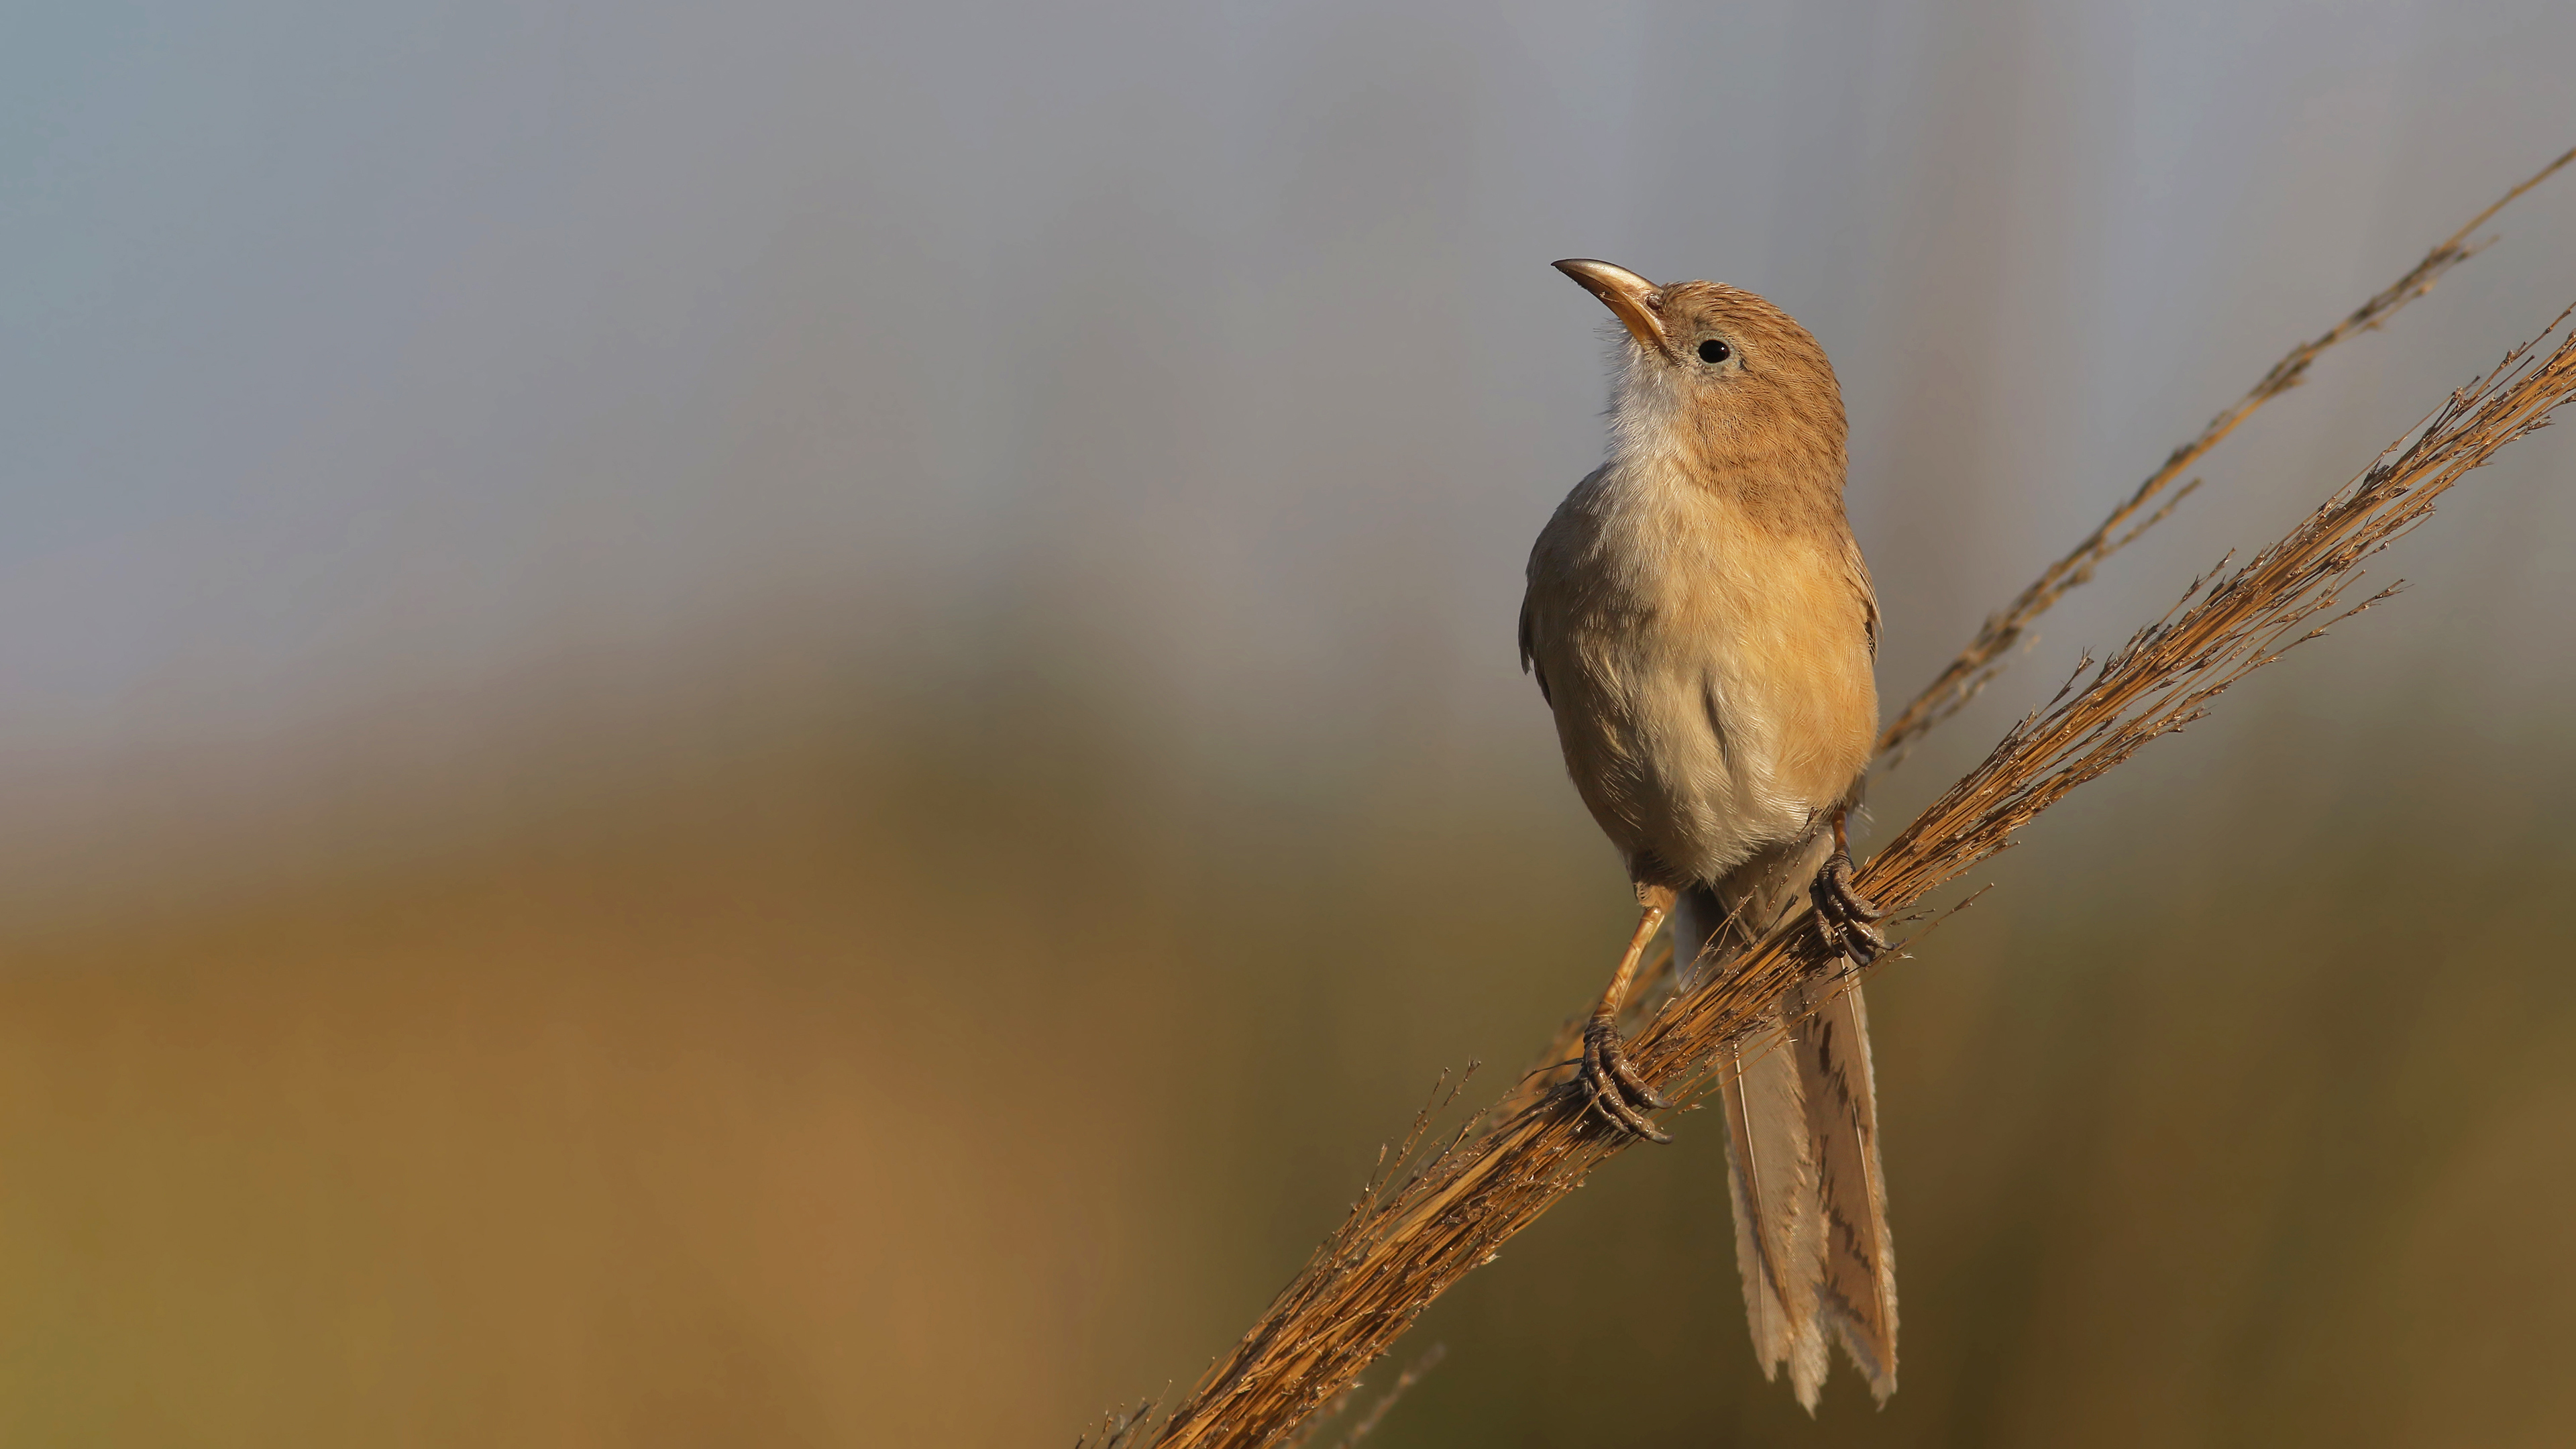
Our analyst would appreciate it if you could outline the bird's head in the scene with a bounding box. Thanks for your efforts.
[1554,259,1846,486]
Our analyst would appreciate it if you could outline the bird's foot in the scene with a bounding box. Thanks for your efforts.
[1810,849,1888,965]
[1580,1013,1672,1143]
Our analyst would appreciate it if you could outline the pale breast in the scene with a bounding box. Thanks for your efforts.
[1523,460,1878,887]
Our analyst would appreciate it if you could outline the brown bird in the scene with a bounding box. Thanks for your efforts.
[1519,260,1896,1408]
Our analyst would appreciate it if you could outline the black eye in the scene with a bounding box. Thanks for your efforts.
[1697,338,1731,365]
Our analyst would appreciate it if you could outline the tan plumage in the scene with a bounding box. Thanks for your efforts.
[1523,261,1896,1408]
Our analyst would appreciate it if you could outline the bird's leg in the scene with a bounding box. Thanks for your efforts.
[1580,885,1675,1143]
[1809,809,1888,965]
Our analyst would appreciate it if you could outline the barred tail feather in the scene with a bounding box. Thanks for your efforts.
[1718,1014,1826,1405]
[1795,976,1898,1401]
[1680,839,1900,1411]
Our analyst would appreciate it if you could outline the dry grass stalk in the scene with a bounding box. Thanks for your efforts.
[1873,144,2576,763]
[1122,295,2576,1449]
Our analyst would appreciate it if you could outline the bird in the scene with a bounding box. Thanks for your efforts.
[1518,259,1898,1409]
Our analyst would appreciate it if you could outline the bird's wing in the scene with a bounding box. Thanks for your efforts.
[1841,528,1880,659]
[1794,975,1898,1401]
[1521,465,1615,706]
[1517,589,1550,704]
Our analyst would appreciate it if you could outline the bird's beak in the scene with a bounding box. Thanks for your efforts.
[1553,259,1666,352]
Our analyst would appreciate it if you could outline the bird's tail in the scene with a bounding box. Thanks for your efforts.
[1674,841,1898,1411]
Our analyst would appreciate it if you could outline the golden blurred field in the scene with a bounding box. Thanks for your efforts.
[2,655,2569,1447]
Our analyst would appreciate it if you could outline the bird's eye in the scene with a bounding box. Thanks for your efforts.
[1698,338,1731,365]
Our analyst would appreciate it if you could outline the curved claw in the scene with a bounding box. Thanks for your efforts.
[1819,849,1883,919]
[1811,849,1889,965]
[1580,1017,1672,1143]
[1840,915,1889,958]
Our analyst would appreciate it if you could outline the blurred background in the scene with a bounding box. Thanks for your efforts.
[6,1,2576,1444]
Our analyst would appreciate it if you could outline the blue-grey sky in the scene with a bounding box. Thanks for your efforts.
[6,0,2573,879]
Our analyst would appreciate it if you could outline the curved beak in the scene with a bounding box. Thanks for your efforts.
[1553,259,1666,352]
